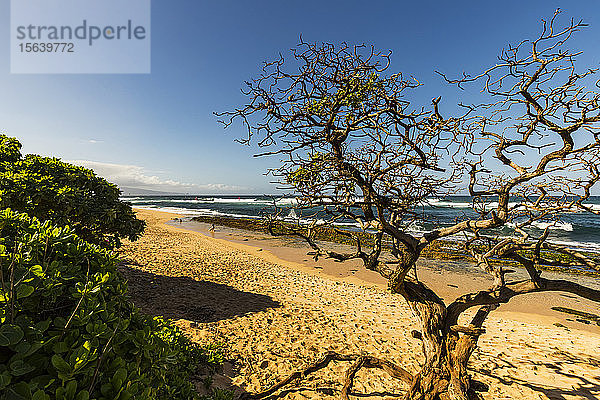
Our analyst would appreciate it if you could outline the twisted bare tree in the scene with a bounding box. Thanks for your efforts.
[218,10,600,400]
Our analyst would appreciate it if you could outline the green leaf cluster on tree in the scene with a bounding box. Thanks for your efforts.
[0,135,145,248]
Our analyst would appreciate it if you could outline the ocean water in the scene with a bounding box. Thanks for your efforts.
[124,195,600,253]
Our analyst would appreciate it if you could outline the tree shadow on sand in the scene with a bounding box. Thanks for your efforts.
[472,349,600,399]
[119,263,281,323]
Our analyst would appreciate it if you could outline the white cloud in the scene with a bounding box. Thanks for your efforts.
[68,160,243,193]
[88,139,103,144]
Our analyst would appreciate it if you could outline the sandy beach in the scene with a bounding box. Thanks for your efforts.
[119,209,600,399]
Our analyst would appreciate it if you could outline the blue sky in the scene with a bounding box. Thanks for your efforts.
[1,1,599,194]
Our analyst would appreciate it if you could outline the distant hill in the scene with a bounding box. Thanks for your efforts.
[119,187,183,196]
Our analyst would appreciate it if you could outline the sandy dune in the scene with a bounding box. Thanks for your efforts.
[119,209,600,399]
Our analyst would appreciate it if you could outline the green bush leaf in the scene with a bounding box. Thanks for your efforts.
[54,317,67,329]
[29,264,44,278]
[64,380,77,400]
[111,368,127,390]
[9,360,36,377]
[100,383,112,397]
[16,285,35,299]
[6,381,32,399]
[14,341,31,354]
[35,319,51,333]
[53,341,69,354]
[0,370,12,389]
[50,355,71,374]
[32,390,50,400]
[74,390,89,400]
[0,324,24,346]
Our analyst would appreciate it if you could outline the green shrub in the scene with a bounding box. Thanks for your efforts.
[0,209,221,400]
[0,135,144,248]
[0,136,21,164]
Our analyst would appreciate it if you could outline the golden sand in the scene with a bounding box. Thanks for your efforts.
[119,209,600,399]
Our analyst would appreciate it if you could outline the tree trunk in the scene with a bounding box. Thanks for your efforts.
[395,280,481,400]
[402,326,481,400]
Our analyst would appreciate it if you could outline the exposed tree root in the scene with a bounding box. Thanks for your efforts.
[238,351,413,400]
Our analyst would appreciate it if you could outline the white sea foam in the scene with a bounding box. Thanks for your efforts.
[426,199,472,208]
[577,203,600,211]
[505,221,574,232]
[405,221,428,234]
[331,221,361,228]
[133,205,257,219]
[531,221,574,232]
[546,238,600,251]
[425,198,565,212]
[128,197,298,206]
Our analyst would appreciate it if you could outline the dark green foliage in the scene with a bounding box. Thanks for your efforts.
[0,135,229,399]
[0,209,222,400]
[0,135,145,248]
[0,136,21,164]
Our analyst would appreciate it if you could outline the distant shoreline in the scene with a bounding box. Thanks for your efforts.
[124,193,600,261]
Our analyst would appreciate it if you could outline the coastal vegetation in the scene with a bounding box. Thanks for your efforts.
[0,136,144,248]
[0,136,224,399]
[219,11,600,400]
